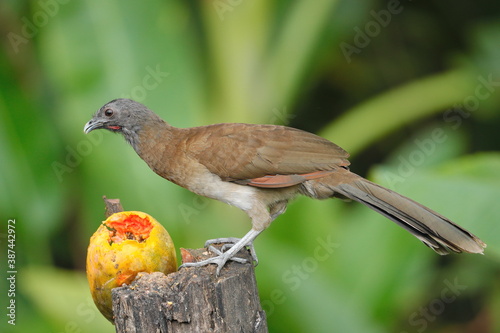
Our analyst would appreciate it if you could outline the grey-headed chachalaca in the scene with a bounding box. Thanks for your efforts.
[84,99,486,275]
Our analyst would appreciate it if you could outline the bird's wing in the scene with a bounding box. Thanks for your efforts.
[185,123,350,186]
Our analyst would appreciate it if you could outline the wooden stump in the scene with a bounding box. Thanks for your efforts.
[112,248,268,333]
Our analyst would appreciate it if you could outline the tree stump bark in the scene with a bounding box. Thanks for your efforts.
[112,248,268,333]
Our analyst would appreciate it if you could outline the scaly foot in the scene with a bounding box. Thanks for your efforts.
[179,229,262,276]
[205,237,259,266]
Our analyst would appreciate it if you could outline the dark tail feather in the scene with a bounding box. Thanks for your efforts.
[329,173,486,255]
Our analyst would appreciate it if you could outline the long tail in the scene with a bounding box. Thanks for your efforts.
[313,170,486,255]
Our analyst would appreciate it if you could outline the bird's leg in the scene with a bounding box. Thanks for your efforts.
[204,237,259,265]
[206,245,247,264]
[180,229,263,276]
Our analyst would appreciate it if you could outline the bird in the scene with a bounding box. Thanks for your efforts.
[84,98,486,275]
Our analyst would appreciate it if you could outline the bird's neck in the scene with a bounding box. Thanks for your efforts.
[128,119,179,179]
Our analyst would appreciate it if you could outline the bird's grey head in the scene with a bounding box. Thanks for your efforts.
[84,98,162,146]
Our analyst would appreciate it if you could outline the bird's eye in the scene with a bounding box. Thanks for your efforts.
[104,109,114,117]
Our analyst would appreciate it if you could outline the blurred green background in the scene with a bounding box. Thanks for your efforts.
[1,0,500,332]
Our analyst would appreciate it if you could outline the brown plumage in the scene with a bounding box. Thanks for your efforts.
[84,99,486,275]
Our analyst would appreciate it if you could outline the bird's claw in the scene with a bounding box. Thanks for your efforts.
[207,245,247,264]
[179,252,236,276]
[204,237,241,247]
[179,236,260,276]
[205,237,259,266]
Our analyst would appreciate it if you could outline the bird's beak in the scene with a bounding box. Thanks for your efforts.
[83,119,103,134]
